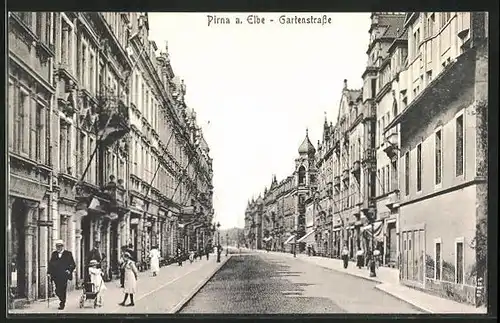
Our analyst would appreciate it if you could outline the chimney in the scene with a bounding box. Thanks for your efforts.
[343,79,348,89]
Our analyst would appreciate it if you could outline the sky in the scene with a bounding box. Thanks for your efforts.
[148,13,371,230]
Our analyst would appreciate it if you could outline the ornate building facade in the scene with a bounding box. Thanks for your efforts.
[8,12,213,309]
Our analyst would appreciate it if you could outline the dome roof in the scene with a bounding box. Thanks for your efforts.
[298,129,316,155]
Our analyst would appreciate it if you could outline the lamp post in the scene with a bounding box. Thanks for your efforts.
[292,229,297,258]
[226,233,229,256]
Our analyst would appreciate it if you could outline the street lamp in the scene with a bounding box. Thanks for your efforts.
[292,229,297,258]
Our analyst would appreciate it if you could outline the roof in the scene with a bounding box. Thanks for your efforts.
[298,129,316,155]
[378,15,406,38]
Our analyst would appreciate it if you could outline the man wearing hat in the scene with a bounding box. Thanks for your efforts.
[48,239,76,310]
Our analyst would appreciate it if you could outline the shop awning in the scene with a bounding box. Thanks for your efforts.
[297,230,315,243]
[284,235,296,244]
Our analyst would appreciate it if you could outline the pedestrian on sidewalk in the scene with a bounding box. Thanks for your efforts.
[189,250,195,263]
[356,248,364,269]
[48,239,76,310]
[176,245,183,266]
[88,260,106,306]
[119,252,137,307]
[205,244,210,261]
[149,245,160,276]
[341,245,349,269]
[119,246,127,288]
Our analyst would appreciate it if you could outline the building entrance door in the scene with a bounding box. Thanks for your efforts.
[11,199,27,299]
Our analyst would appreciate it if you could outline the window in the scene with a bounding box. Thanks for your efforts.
[435,240,442,280]
[455,115,464,176]
[456,240,464,284]
[371,79,377,98]
[416,144,422,192]
[14,89,28,153]
[405,151,410,196]
[386,165,390,192]
[35,104,43,162]
[412,29,420,58]
[426,13,435,38]
[35,12,43,40]
[89,53,95,94]
[81,43,87,87]
[79,132,86,178]
[435,130,442,184]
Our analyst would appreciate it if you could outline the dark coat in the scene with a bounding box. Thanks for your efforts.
[126,248,137,262]
[48,250,76,281]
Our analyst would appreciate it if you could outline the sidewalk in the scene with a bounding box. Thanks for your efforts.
[9,252,230,315]
[255,249,487,314]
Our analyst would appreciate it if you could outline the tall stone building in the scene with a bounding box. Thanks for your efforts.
[385,12,488,306]
[366,12,407,267]
[7,12,213,309]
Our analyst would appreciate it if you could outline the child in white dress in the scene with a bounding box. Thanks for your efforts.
[88,259,106,306]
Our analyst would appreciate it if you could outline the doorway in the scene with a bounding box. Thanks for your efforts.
[80,215,91,280]
[11,199,27,299]
[110,220,118,275]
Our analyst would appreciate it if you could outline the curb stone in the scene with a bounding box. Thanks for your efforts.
[170,255,232,313]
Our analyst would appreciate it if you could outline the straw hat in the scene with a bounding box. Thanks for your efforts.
[54,239,64,246]
[89,259,99,266]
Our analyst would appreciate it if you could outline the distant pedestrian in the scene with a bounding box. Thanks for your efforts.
[176,246,183,266]
[356,248,364,269]
[119,246,127,288]
[373,249,381,268]
[149,245,160,276]
[205,245,210,260]
[341,245,349,269]
[119,252,137,307]
[189,250,195,263]
[48,239,76,310]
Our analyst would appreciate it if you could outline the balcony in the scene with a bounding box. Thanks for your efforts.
[97,87,131,147]
[385,190,400,209]
[383,131,399,161]
[362,102,376,120]
[351,160,361,175]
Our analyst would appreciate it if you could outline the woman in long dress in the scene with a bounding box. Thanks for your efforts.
[88,259,106,306]
[119,252,138,307]
[149,246,160,276]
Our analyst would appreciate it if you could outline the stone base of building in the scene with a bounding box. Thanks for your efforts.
[401,278,477,307]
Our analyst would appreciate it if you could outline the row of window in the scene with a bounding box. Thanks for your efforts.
[403,114,464,196]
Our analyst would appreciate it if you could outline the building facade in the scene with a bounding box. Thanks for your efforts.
[385,12,488,306]
[8,12,213,309]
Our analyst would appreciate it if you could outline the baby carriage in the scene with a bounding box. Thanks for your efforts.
[79,281,103,308]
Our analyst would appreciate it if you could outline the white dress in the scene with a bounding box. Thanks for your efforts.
[89,267,107,293]
[123,260,138,294]
[149,248,160,273]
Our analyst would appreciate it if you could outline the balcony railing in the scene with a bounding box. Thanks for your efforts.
[97,87,131,147]
[383,131,399,161]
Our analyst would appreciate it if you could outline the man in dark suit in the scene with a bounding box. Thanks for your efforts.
[126,243,137,262]
[48,239,76,310]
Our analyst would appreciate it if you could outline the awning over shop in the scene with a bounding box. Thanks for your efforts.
[284,235,296,244]
[263,236,272,242]
[297,230,315,243]
[361,221,384,242]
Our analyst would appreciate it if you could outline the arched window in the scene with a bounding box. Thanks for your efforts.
[298,166,306,185]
